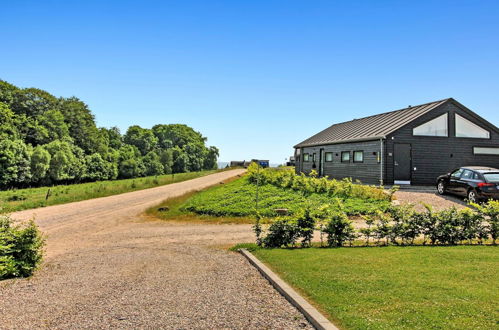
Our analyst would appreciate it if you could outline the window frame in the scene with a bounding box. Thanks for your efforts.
[353,150,364,163]
[473,147,499,155]
[325,152,333,162]
[303,153,310,162]
[455,113,490,139]
[412,113,449,137]
[341,151,350,163]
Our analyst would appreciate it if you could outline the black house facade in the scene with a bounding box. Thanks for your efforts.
[294,98,499,185]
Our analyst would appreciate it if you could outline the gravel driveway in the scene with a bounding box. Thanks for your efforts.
[1,169,311,329]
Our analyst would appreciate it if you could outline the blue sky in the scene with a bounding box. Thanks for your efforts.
[1,0,498,164]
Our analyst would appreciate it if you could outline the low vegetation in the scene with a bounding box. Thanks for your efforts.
[146,183,255,224]
[247,164,392,201]
[256,201,499,248]
[0,170,218,214]
[183,175,390,218]
[0,215,44,280]
[252,246,498,329]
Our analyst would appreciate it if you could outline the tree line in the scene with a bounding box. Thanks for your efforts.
[0,80,219,189]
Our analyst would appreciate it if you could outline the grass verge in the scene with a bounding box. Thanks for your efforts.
[145,175,255,224]
[0,170,221,214]
[251,246,499,330]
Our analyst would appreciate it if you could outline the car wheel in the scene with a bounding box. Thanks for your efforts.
[437,181,446,195]
[467,189,478,203]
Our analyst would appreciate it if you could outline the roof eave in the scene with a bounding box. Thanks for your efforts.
[294,135,386,148]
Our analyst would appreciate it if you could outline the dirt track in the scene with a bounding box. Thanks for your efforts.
[1,169,311,329]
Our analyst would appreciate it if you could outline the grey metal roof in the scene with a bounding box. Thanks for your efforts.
[294,98,452,148]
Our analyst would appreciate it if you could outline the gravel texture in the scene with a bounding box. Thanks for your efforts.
[1,169,311,329]
[394,189,468,211]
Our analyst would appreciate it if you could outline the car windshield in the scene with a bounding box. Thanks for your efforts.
[483,173,499,183]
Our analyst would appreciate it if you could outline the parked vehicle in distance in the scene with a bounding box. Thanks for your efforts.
[436,166,499,202]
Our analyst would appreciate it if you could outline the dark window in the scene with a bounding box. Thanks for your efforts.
[341,151,350,162]
[303,153,310,162]
[461,169,474,179]
[312,153,316,162]
[451,168,464,178]
[353,151,364,163]
[325,152,333,162]
[473,172,481,180]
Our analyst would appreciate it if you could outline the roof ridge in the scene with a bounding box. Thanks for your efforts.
[294,98,453,148]
[346,98,451,123]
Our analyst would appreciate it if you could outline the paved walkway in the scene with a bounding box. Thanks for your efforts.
[1,170,311,329]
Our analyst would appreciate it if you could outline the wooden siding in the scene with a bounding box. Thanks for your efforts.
[298,140,382,185]
[385,101,499,185]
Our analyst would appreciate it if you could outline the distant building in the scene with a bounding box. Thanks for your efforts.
[286,156,295,166]
[230,160,250,168]
[229,159,270,168]
[252,159,270,168]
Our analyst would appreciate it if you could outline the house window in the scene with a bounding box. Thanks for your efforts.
[456,114,490,139]
[303,153,310,162]
[312,153,316,162]
[341,151,350,162]
[353,151,364,163]
[325,152,333,162]
[473,147,499,155]
[413,113,448,137]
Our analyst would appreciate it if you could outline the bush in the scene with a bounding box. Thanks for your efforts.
[473,199,499,245]
[247,163,389,201]
[255,200,499,248]
[261,218,298,248]
[323,211,356,247]
[0,215,44,279]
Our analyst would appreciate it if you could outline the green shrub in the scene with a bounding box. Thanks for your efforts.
[0,215,44,279]
[256,200,499,248]
[473,199,499,244]
[323,211,356,247]
[296,208,316,247]
[247,163,389,201]
[262,218,298,248]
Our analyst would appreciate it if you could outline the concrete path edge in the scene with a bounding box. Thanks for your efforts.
[239,248,339,330]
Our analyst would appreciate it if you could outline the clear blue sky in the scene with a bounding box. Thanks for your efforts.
[1,1,498,164]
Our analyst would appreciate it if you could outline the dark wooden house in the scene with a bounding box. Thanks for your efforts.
[294,98,499,185]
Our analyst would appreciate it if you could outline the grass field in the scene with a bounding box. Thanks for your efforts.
[0,170,219,214]
[181,176,390,218]
[251,246,499,330]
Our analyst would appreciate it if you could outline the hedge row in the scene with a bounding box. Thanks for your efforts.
[255,200,499,248]
[247,163,393,202]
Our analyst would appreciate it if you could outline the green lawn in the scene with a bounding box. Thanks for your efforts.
[252,246,499,330]
[0,170,219,214]
[182,176,389,217]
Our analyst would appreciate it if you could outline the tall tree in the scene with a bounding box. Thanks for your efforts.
[0,139,32,188]
[124,125,158,156]
[58,97,99,154]
[30,146,51,184]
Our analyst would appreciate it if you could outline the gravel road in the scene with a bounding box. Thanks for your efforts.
[1,169,311,329]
